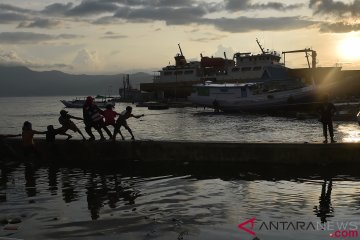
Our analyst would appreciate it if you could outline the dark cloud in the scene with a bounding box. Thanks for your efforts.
[224,0,303,12]
[66,0,119,16]
[0,4,33,14]
[41,3,74,15]
[1,0,357,35]
[17,19,62,29]
[309,0,360,17]
[0,32,82,44]
[204,16,317,33]
[0,12,29,23]
[106,0,196,7]
[114,6,208,25]
[319,21,360,33]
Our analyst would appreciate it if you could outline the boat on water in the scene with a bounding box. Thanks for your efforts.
[154,39,288,84]
[61,96,115,108]
[188,80,316,112]
[141,39,324,99]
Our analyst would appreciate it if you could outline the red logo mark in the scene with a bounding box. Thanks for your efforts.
[238,217,256,236]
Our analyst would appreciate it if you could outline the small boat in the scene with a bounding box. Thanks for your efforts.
[188,81,316,112]
[60,97,115,108]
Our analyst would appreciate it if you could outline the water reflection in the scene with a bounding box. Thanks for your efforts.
[1,163,360,239]
[24,164,37,197]
[314,179,334,223]
[338,123,360,142]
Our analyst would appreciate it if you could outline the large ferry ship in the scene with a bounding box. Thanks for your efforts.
[140,40,340,99]
[153,39,290,84]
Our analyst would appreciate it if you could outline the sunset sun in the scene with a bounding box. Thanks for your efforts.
[338,36,360,60]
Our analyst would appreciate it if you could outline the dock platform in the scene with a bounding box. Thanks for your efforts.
[1,139,360,167]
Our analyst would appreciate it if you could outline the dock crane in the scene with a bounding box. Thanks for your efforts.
[282,48,317,69]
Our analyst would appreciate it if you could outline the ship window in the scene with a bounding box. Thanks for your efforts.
[253,67,262,71]
[184,70,194,75]
[198,87,209,96]
[164,72,172,76]
[242,67,251,71]
[175,71,183,75]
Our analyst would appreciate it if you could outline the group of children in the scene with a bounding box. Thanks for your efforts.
[20,96,144,151]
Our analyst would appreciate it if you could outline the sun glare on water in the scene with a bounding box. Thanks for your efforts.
[338,36,360,60]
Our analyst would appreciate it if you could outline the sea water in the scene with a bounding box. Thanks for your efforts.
[1,96,360,239]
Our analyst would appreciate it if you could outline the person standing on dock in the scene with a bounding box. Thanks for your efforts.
[112,106,144,141]
[318,95,337,143]
[58,110,86,140]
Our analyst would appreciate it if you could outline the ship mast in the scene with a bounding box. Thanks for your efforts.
[178,43,184,56]
[256,38,266,54]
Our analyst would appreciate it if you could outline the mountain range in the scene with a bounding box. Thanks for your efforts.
[0,65,153,97]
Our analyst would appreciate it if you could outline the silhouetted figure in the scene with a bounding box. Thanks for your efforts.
[102,104,124,140]
[314,179,333,223]
[212,99,220,113]
[83,96,106,141]
[318,95,337,143]
[45,125,72,142]
[113,106,144,141]
[58,110,86,140]
[21,121,45,157]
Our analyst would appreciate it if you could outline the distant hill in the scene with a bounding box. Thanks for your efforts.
[0,65,153,97]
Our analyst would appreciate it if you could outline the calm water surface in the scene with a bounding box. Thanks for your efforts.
[1,97,360,239]
[0,96,360,143]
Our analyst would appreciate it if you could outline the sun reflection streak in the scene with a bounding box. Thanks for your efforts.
[337,123,360,142]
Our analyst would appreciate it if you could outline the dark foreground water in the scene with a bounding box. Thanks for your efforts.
[1,163,360,240]
[1,97,360,239]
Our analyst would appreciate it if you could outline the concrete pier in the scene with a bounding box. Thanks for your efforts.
[1,139,360,167]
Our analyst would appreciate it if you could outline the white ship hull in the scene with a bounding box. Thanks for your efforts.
[188,82,316,112]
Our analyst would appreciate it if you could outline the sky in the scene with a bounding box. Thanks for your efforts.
[1,0,360,74]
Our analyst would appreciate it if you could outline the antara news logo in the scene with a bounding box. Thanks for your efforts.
[238,217,359,239]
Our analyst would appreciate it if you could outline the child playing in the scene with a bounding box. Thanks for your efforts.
[102,104,124,140]
[46,125,72,142]
[22,121,45,157]
[113,106,144,141]
[58,110,86,140]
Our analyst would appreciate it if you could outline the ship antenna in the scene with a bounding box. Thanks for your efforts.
[256,38,265,54]
[178,43,184,56]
